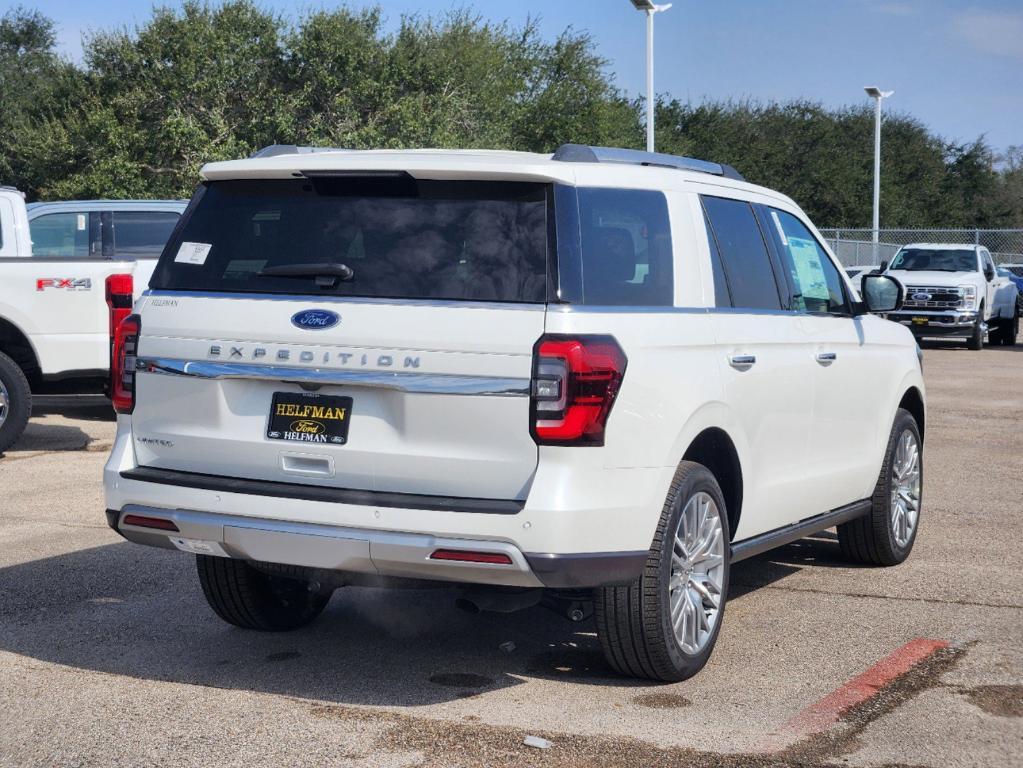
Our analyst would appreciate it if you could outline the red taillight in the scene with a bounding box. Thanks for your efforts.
[530,335,627,446]
[112,314,140,414]
[105,273,134,337]
[122,514,179,532]
[429,549,514,565]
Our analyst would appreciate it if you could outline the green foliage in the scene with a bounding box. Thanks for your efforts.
[0,1,1018,228]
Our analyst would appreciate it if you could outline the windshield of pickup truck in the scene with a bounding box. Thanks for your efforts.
[889,248,977,272]
[150,178,549,303]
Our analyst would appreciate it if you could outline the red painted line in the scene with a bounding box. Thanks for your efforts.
[764,637,950,752]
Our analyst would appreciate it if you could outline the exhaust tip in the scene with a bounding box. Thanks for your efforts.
[455,598,482,615]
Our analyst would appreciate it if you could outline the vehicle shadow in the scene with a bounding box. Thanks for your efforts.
[0,536,815,700]
[31,395,116,422]
[5,422,94,455]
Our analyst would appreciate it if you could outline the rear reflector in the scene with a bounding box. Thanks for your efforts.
[429,549,514,565]
[121,514,179,532]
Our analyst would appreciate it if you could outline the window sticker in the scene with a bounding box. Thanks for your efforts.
[174,241,213,265]
[76,214,86,231]
[788,237,830,301]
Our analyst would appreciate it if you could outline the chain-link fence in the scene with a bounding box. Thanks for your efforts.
[817,228,1023,268]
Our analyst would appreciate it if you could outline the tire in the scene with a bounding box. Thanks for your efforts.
[1000,311,1018,346]
[196,555,331,630]
[0,351,32,455]
[968,310,984,350]
[838,408,922,567]
[595,461,730,681]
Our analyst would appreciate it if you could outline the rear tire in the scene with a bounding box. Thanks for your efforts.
[196,555,331,630]
[595,461,729,681]
[0,351,32,455]
[838,408,922,566]
[999,311,1018,346]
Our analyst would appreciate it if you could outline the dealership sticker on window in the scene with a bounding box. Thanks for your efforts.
[174,241,213,265]
[76,213,87,231]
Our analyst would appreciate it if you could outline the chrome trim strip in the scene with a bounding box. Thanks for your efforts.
[114,504,543,588]
[136,357,530,396]
[142,289,545,312]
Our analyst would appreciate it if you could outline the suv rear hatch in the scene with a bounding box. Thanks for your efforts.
[130,176,549,501]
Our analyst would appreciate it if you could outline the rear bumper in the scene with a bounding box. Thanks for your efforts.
[106,503,646,589]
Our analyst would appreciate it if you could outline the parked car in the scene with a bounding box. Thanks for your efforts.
[103,144,925,681]
[0,191,186,452]
[997,265,1023,312]
[882,243,1018,348]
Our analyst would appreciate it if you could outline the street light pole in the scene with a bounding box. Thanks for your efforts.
[864,86,894,263]
[631,1,672,152]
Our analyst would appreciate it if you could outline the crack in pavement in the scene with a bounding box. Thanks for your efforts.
[759,584,1023,610]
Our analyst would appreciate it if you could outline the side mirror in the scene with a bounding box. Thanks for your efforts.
[878,259,889,272]
[860,274,903,313]
[984,267,995,282]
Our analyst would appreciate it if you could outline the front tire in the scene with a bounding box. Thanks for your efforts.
[0,351,32,455]
[968,314,984,350]
[196,555,331,630]
[838,408,922,566]
[595,461,729,681]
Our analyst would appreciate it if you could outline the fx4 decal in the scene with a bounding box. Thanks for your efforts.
[36,278,92,292]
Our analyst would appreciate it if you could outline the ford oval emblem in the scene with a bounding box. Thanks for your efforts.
[912,292,932,301]
[291,309,340,331]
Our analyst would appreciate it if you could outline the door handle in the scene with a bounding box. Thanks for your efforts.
[816,351,837,365]
[729,354,756,370]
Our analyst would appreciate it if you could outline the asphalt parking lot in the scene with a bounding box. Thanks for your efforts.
[1,345,1020,767]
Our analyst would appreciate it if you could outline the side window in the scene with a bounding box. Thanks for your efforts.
[702,210,732,307]
[766,208,849,314]
[29,212,98,258]
[700,196,782,310]
[111,210,181,259]
[980,249,994,276]
[576,187,673,306]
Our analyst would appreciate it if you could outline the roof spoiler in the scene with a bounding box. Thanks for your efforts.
[249,144,351,158]
[551,144,744,181]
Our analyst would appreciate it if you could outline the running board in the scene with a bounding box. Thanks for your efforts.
[730,500,872,562]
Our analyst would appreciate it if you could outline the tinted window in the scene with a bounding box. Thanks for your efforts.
[702,210,732,307]
[30,212,94,258]
[111,211,180,259]
[701,196,781,310]
[575,187,673,306]
[767,209,849,314]
[889,248,976,272]
[151,179,549,302]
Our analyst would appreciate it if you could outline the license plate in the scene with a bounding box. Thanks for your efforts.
[911,317,929,326]
[267,392,352,445]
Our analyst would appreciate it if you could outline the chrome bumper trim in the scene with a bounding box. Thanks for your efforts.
[136,358,530,397]
[114,505,544,588]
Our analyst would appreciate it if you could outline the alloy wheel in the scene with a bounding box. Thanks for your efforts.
[0,379,9,429]
[890,429,921,548]
[669,491,725,655]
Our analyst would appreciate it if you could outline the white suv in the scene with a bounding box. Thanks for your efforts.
[103,144,925,681]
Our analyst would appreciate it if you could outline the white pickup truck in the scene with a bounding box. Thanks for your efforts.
[883,243,1019,349]
[0,186,185,452]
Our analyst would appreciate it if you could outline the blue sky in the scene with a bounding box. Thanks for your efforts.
[25,0,1023,154]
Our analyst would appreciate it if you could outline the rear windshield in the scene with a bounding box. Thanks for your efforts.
[151,178,549,303]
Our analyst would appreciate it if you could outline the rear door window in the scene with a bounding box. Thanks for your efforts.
[29,212,99,258]
[111,210,181,259]
[151,179,549,303]
[700,196,782,310]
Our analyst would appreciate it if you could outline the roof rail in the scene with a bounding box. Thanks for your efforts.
[551,144,744,181]
[249,144,351,159]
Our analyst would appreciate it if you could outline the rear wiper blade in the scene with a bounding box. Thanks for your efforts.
[257,262,354,288]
